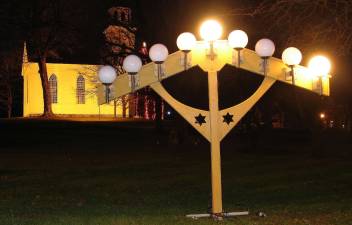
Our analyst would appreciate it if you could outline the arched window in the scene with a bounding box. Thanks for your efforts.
[49,74,57,104]
[76,75,85,104]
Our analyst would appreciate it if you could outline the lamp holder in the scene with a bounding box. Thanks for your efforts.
[289,65,295,85]
[103,83,112,103]
[233,47,244,68]
[181,50,191,70]
[154,63,165,81]
[207,41,216,61]
[261,56,270,76]
[312,75,324,95]
[128,72,139,92]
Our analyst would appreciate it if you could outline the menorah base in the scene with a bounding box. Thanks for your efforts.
[186,211,249,220]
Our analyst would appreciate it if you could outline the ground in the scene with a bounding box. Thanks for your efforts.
[0,119,351,225]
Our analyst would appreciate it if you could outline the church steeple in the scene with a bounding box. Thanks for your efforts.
[21,42,29,76]
[108,6,132,25]
[22,42,28,64]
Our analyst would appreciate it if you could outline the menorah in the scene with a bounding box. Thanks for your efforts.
[97,20,331,220]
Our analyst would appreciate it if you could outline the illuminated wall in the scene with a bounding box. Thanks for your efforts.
[21,50,126,117]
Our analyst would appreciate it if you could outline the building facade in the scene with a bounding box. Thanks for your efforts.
[21,44,126,117]
[21,6,137,118]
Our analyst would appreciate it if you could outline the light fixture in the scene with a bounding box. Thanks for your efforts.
[177,32,197,70]
[98,65,117,103]
[123,55,143,92]
[228,30,248,67]
[200,19,222,41]
[200,19,222,60]
[308,55,331,95]
[255,38,275,76]
[308,55,331,77]
[282,47,302,85]
[149,43,169,80]
[320,112,325,119]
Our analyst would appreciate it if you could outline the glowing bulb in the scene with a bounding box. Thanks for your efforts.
[177,32,197,51]
[320,113,325,119]
[123,55,142,74]
[200,19,222,41]
[149,44,169,63]
[308,55,331,77]
[98,65,117,84]
[255,38,275,58]
[228,30,248,49]
[282,47,302,66]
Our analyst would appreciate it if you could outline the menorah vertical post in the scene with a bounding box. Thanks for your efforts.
[207,70,223,215]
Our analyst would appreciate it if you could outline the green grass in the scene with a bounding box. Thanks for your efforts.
[1,150,352,225]
[0,119,352,224]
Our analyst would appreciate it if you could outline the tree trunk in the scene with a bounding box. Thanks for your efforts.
[114,99,117,118]
[38,57,53,117]
[154,94,163,132]
[121,95,128,118]
[7,85,12,118]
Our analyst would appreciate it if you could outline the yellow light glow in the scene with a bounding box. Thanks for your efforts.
[282,47,302,66]
[200,19,222,41]
[308,55,331,77]
[228,30,248,49]
[320,113,325,119]
[177,32,197,51]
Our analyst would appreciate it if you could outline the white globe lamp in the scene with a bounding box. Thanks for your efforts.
[98,65,117,85]
[308,55,331,95]
[255,38,275,58]
[282,47,302,85]
[228,30,248,49]
[177,32,197,52]
[282,47,302,66]
[98,65,117,103]
[308,55,331,77]
[123,55,142,75]
[200,20,222,41]
[149,44,169,63]
[228,30,248,67]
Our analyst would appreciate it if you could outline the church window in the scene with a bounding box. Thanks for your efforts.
[49,74,57,104]
[76,75,85,104]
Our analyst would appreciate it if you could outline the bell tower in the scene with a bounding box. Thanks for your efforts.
[102,5,137,71]
[101,2,137,118]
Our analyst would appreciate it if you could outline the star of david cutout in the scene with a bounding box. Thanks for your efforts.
[195,113,206,126]
[223,112,234,125]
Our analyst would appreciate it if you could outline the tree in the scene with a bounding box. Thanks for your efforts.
[22,0,81,117]
[225,0,352,129]
[228,0,352,55]
[100,6,137,118]
[0,49,21,118]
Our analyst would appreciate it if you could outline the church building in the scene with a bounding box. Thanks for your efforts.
[21,6,136,117]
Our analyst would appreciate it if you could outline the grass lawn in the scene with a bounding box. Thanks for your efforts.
[0,119,351,225]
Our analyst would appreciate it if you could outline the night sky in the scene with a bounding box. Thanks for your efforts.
[1,0,351,113]
[51,0,352,105]
[70,0,254,64]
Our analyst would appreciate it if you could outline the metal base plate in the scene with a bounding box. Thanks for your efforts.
[186,211,249,220]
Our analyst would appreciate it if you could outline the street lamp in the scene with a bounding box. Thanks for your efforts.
[200,19,222,60]
[308,55,331,95]
[228,30,248,67]
[282,47,302,85]
[123,54,143,92]
[177,32,197,69]
[149,43,169,81]
[255,38,275,76]
[98,65,117,103]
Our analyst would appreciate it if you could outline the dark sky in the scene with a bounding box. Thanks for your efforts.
[1,0,350,110]
[71,0,351,105]
[75,0,254,64]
